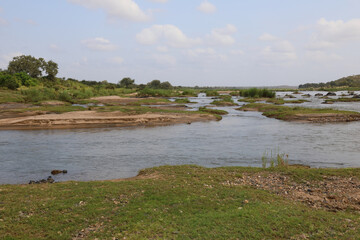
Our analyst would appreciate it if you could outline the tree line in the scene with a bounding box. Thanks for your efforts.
[0,55,173,90]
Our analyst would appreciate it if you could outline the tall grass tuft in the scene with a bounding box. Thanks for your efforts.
[262,148,289,168]
[239,88,276,98]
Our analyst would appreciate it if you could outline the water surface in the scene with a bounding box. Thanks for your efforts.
[1,92,360,184]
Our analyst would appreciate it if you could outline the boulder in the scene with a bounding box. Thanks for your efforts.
[51,170,68,175]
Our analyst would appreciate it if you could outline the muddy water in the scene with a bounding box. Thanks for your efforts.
[1,91,360,184]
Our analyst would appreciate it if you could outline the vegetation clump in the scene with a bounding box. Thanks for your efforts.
[238,103,360,122]
[239,88,276,98]
[211,95,238,106]
[198,107,228,115]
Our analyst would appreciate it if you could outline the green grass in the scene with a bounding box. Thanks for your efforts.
[1,105,87,114]
[127,98,172,106]
[324,97,360,103]
[1,165,360,239]
[0,89,25,103]
[174,98,193,104]
[198,107,228,115]
[237,103,360,121]
[239,88,276,98]
[266,98,310,105]
[211,96,238,106]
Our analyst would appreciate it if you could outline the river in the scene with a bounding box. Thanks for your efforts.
[1,91,360,184]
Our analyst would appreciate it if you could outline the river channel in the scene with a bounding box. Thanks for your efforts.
[1,91,360,184]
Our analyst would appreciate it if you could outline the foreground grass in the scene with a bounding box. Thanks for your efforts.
[238,103,360,121]
[1,165,360,239]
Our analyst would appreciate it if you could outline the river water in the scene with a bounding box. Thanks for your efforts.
[1,91,360,184]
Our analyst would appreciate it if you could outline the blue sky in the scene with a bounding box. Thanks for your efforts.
[1,0,360,86]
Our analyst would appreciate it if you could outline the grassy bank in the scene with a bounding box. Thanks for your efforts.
[1,165,360,239]
[237,103,360,122]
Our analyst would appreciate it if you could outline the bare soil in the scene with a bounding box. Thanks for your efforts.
[0,110,215,130]
[223,172,360,211]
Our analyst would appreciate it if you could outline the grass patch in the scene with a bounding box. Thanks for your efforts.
[198,107,228,115]
[0,89,25,103]
[237,103,360,121]
[211,96,238,106]
[324,97,360,103]
[174,98,193,104]
[127,98,172,106]
[1,165,360,239]
[239,88,276,98]
[266,98,310,105]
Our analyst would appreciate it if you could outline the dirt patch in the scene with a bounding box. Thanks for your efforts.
[223,172,360,211]
[0,102,34,110]
[40,101,67,106]
[0,110,216,130]
[290,113,360,123]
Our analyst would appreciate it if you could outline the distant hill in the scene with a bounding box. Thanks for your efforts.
[299,75,360,89]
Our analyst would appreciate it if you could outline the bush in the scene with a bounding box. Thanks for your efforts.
[0,74,20,90]
[137,88,177,97]
[58,91,73,103]
[239,88,275,98]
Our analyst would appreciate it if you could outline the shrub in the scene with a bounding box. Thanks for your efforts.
[239,88,275,98]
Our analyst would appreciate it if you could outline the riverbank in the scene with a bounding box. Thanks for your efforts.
[0,108,217,130]
[1,165,360,239]
[238,103,360,123]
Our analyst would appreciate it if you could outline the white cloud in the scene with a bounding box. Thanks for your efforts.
[49,44,59,50]
[209,24,237,45]
[67,0,150,22]
[259,33,278,41]
[230,49,244,55]
[82,37,117,51]
[152,54,176,65]
[197,1,216,14]
[187,48,216,57]
[306,51,343,61]
[110,56,124,64]
[156,46,168,52]
[260,40,297,63]
[186,48,228,61]
[136,24,202,48]
[308,18,360,50]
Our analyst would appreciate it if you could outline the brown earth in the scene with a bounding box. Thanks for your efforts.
[0,110,215,130]
[222,172,360,212]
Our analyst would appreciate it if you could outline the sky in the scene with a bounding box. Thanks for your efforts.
[1,0,360,86]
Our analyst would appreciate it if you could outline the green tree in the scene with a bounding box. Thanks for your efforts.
[147,79,161,89]
[44,60,58,80]
[8,55,43,78]
[159,81,172,89]
[118,77,135,88]
[7,55,58,80]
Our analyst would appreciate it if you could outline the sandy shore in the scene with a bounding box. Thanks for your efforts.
[0,110,216,130]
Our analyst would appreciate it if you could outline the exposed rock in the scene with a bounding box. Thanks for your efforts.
[326,92,337,96]
[284,94,296,98]
[29,176,54,184]
[51,170,68,175]
[301,94,311,98]
[315,93,323,97]
[222,172,360,212]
